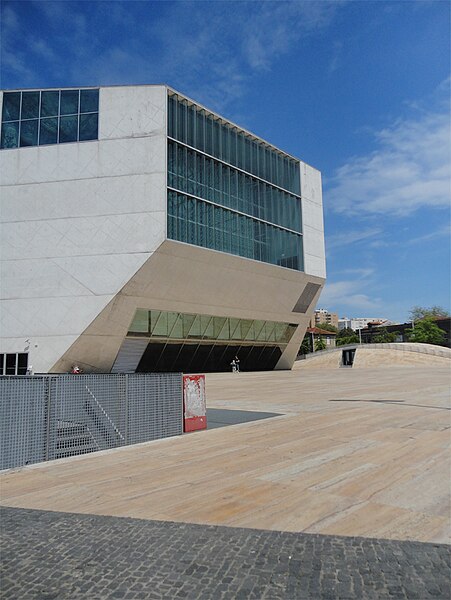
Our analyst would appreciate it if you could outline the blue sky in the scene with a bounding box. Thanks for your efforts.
[2,0,450,322]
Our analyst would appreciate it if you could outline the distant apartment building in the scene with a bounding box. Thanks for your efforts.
[338,317,389,331]
[310,309,338,329]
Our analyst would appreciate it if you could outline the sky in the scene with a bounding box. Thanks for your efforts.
[1,0,450,323]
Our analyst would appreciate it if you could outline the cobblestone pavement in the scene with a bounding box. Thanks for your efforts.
[1,507,449,600]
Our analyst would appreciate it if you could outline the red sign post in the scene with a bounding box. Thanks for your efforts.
[183,374,207,432]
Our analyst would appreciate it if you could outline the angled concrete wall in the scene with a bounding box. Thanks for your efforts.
[52,240,324,373]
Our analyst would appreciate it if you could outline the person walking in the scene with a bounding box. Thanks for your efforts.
[230,359,236,373]
[234,356,240,373]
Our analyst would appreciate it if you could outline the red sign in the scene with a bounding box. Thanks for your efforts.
[183,374,207,432]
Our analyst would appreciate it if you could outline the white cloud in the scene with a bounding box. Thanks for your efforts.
[327,82,451,217]
[2,1,341,112]
[326,227,382,250]
[320,279,382,313]
[406,224,451,245]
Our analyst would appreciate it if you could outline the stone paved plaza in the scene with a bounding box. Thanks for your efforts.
[1,365,450,598]
[1,507,450,600]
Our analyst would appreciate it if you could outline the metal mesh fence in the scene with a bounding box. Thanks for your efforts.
[0,373,183,470]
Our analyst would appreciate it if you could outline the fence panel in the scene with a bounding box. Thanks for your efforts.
[0,376,48,469]
[0,373,183,469]
[127,374,183,444]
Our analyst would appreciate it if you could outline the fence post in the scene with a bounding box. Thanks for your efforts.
[124,373,129,445]
[45,376,52,462]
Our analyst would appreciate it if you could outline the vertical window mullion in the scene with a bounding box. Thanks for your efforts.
[18,92,22,147]
[77,89,81,141]
[57,91,61,143]
[37,92,41,145]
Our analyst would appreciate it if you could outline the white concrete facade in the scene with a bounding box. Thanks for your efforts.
[0,85,325,373]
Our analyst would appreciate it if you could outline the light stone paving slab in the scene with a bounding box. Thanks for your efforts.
[1,365,450,544]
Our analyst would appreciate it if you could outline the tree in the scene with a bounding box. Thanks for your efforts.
[298,332,312,354]
[316,322,338,333]
[405,318,446,346]
[299,336,312,355]
[373,328,399,343]
[336,327,359,346]
[315,337,326,351]
[409,306,450,321]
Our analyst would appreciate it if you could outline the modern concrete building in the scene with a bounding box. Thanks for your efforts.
[0,85,325,374]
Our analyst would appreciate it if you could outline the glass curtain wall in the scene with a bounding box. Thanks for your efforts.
[168,141,301,232]
[1,89,99,149]
[168,94,300,195]
[129,308,297,344]
[168,191,303,270]
[167,92,304,272]
[129,308,298,373]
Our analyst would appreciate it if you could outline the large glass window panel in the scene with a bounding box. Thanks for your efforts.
[129,309,150,333]
[2,92,21,121]
[40,91,59,117]
[187,314,202,338]
[153,312,168,337]
[222,125,229,163]
[254,321,266,341]
[210,316,224,339]
[39,118,58,145]
[150,310,161,333]
[182,313,196,337]
[196,110,204,151]
[217,319,230,340]
[265,321,276,342]
[244,137,251,173]
[5,354,16,375]
[80,89,99,113]
[60,90,79,115]
[213,119,220,157]
[200,315,214,339]
[59,115,78,143]
[230,318,241,339]
[244,322,256,341]
[1,122,19,149]
[167,214,176,238]
[168,95,177,138]
[20,119,38,147]
[168,312,183,338]
[187,104,195,147]
[177,100,186,143]
[79,113,98,141]
[21,91,40,119]
[205,115,212,155]
[229,128,237,165]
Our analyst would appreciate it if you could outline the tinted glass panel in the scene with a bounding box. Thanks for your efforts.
[5,354,16,375]
[59,115,78,143]
[41,91,59,117]
[20,119,38,147]
[17,353,28,375]
[60,90,79,115]
[79,113,98,141]
[168,140,301,234]
[21,92,40,119]
[1,121,19,149]
[168,94,300,194]
[2,92,21,121]
[80,89,99,113]
[39,118,58,145]
[1,88,99,150]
